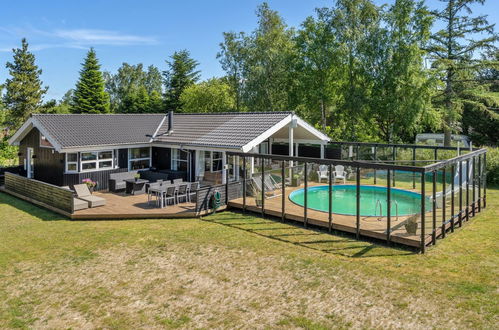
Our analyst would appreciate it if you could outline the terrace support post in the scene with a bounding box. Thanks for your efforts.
[432,171,437,245]
[261,157,265,217]
[392,146,396,187]
[478,154,481,212]
[420,172,426,254]
[466,159,470,221]
[356,166,360,240]
[304,162,308,228]
[442,167,446,239]
[373,146,377,185]
[412,147,416,189]
[387,169,391,244]
[472,156,476,217]
[242,156,246,212]
[281,160,285,222]
[328,163,333,232]
[451,164,455,233]
[459,161,463,227]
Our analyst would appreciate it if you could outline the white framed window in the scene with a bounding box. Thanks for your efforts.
[65,153,78,173]
[129,147,151,170]
[172,148,189,171]
[203,151,223,172]
[80,150,114,172]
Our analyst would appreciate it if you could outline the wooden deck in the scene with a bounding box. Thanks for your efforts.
[72,191,205,220]
[227,183,460,248]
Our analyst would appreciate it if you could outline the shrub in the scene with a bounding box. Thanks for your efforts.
[0,138,18,167]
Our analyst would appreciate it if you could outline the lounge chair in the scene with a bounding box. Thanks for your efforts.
[317,165,329,183]
[73,184,106,208]
[333,165,347,184]
[62,185,89,211]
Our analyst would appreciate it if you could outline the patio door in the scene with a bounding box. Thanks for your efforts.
[26,147,34,179]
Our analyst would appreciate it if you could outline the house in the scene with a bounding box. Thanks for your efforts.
[8,112,330,190]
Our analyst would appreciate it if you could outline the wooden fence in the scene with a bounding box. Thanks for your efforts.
[4,172,73,214]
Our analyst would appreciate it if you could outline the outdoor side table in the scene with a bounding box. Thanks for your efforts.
[125,179,149,195]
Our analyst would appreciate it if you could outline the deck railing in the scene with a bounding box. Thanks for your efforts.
[225,146,487,253]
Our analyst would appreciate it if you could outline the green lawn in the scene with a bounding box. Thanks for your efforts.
[0,188,497,329]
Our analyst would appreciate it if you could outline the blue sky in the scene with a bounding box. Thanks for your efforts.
[1,0,498,100]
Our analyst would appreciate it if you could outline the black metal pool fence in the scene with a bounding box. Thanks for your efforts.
[225,141,487,253]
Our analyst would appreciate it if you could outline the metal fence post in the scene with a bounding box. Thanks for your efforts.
[261,157,265,217]
[466,159,470,221]
[459,161,463,227]
[451,164,455,233]
[421,172,426,253]
[328,163,333,232]
[304,162,308,228]
[432,170,437,245]
[412,147,416,189]
[484,152,487,208]
[281,160,285,221]
[472,156,476,217]
[478,154,481,212]
[387,169,391,244]
[242,156,246,212]
[442,167,446,239]
[373,146,377,185]
[356,166,360,239]
[392,146,396,187]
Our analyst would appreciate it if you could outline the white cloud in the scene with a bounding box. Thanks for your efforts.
[0,26,158,51]
[54,29,158,45]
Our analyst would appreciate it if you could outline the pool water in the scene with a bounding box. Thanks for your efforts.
[288,185,431,216]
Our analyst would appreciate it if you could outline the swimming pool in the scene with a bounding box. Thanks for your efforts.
[288,185,432,216]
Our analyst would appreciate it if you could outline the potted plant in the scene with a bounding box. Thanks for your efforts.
[134,173,141,182]
[291,174,301,187]
[82,178,97,193]
[404,214,419,235]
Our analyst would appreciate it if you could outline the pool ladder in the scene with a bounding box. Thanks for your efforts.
[375,199,399,221]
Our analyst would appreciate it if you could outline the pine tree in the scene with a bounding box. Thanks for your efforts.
[428,0,498,146]
[3,38,47,128]
[163,50,200,112]
[71,48,110,113]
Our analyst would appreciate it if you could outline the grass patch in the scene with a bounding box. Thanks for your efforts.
[0,188,498,328]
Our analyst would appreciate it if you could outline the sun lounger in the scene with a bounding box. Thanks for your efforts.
[73,184,106,208]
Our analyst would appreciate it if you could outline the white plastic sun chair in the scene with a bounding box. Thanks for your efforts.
[317,165,329,183]
[73,184,106,208]
[333,165,347,184]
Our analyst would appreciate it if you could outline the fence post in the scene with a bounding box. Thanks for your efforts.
[392,146,396,187]
[281,160,285,222]
[484,152,487,208]
[412,147,416,189]
[304,162,308,228]
[472,156,476,217]
[451,164,455,233]
[432,170,437,245]
[442,167,446,239]
[225,153,229,206]
[420,172,426,253]
[261,157,265,217]
[478,154,481,212]
[242,156,246,212]
[387,169,391,244]
[466,159,470,221]
[356,166,360,239]
[328,163,333,232]
[459,161,463,227]
[434,148,438,162]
